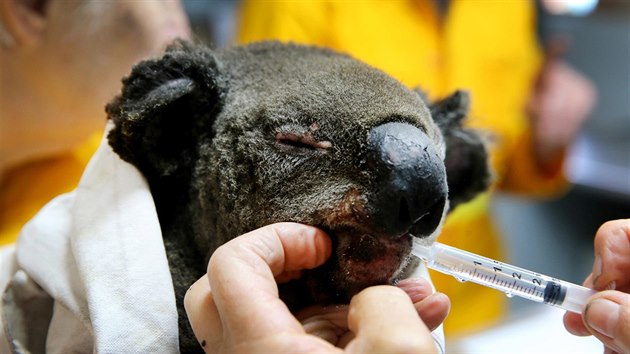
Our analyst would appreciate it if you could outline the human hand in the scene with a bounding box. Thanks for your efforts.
[184,222,449,353]
[564,219,630,354]
[526,38,597,170]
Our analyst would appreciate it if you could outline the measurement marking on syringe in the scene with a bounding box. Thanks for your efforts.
[412,241,598,314]
[436,256,557,299]
[514,284,526,294]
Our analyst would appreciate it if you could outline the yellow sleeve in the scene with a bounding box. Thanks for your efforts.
[445,0,568,198]
[237,0,331,46]
[499,130,569,197]
[0,132,101,246]
[236,0,443,89]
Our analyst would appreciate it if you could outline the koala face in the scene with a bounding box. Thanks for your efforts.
[107,41,490,311]
[202,43,452,302]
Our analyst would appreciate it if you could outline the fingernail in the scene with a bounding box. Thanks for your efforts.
[585,299,620,338]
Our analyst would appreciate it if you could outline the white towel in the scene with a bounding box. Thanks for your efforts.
[0,122,179,353]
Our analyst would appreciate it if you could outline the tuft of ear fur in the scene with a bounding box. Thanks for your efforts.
[106,40,225,182]
[420,90,493,211]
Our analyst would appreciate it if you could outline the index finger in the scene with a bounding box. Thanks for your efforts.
[207,223,332,342]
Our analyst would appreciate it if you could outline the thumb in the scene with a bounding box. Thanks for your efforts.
[583,290,630,354]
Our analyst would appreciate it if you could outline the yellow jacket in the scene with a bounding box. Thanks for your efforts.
[238,0,568,336]
[0,132,101,247]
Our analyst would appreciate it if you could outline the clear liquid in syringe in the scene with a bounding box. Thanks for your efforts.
[412,241,596,313]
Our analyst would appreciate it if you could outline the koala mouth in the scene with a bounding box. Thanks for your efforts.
[335,230,414,285]
[330,196,446,286]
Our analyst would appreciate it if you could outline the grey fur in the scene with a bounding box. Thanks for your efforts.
[106,40,491,352]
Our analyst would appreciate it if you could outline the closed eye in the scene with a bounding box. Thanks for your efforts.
[275,132,332,152]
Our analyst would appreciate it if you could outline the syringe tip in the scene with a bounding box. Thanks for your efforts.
[410,239,434,262]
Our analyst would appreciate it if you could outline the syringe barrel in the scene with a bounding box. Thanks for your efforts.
[415,241,597,313]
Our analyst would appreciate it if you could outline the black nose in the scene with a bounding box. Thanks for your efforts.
[367,122,447,237]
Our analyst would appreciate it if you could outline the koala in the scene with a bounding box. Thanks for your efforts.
[106,40,491,352]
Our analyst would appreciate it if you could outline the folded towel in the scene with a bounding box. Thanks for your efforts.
[0,122,179,353]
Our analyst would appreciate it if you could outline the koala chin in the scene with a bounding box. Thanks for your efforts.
[106,40,491,352]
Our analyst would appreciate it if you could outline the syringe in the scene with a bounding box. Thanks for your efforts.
[411,240,597,314]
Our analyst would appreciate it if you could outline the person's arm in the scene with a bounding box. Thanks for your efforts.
[526,38,597,171]
[500,38,596,197]
[184,223,449,353]
[564,219,630,354]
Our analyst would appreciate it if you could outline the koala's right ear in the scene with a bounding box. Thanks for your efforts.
[106,40,224,181]
[421,90,493,212]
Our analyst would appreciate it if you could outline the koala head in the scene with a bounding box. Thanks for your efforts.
[107,40,490,309]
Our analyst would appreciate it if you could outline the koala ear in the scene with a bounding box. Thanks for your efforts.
[425,90,493,211]
[106,40,224,181]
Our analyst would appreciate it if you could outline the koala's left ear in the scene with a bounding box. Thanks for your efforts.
[422,90,493,211]
[107,40,224,182]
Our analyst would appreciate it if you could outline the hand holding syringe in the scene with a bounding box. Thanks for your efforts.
[412,240,597,314]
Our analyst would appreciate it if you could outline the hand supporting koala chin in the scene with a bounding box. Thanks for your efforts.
[184,223,449,353]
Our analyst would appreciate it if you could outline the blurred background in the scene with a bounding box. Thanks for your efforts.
[182,0,628,352]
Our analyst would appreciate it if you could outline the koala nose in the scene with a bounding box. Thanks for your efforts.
[367,122,448,237]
